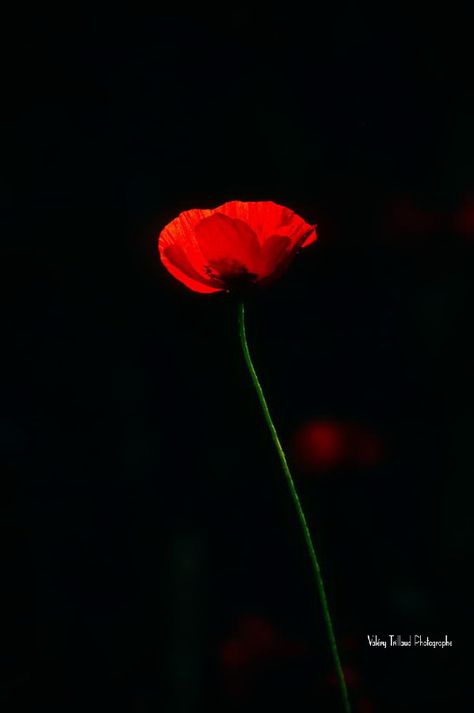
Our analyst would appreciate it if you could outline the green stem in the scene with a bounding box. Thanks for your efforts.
[238,302,351,713]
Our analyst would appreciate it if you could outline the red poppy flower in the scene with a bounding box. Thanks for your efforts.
[158,200,316,293]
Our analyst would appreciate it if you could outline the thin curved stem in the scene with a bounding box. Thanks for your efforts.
[238,302,351,713]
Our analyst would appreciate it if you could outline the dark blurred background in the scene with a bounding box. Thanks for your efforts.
[2,7,473,712]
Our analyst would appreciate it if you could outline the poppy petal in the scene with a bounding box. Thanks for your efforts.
[216,200,316,249]
[301,225,317,247]
[159,208,213,272]
[259,235,292,275]
[194,213,261,269]
[161,245,222,293]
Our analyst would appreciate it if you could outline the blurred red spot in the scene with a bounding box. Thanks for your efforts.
[220,615,305,670]
[387,197,442,236]
[220,639,248,669]
[293,420,383,473]
[219,615,306,697]
[221,616,276,668]
[294,421,345,471]
[384,191,474,240]
[453,192,474,237]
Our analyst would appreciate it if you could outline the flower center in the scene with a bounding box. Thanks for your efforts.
[204,259,258,291]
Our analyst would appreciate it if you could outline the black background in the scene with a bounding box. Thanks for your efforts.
[2,8,473,712]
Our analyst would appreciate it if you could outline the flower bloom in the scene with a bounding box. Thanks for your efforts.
[158,200,316,293]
